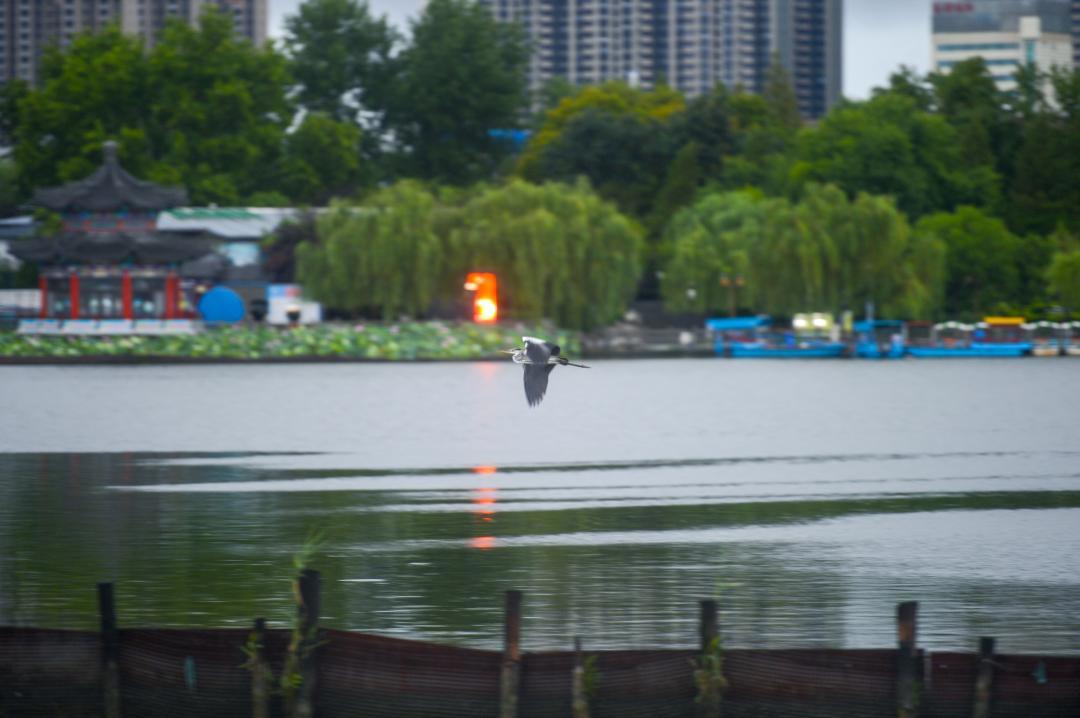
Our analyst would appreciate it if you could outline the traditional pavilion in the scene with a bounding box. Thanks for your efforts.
[11,142,219,330]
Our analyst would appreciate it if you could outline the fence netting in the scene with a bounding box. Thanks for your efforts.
[3,626,1079,717]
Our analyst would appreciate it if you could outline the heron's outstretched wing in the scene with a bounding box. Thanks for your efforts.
[523,363,557,407]
[523,336,552,365]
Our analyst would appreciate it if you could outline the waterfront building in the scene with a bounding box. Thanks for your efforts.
[0,0,267,87]
[931,0,1073,93]
[479,0,842,120]
[9,141,218,330]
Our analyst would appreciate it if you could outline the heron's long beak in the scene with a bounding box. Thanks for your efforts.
[565,361,590,368]
[499,349,516,355]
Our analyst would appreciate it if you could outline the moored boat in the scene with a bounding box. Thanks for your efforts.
[853,319,906,359]
[908,317,1032,358]
[706,314,846,358]
[1027,321,1065,357]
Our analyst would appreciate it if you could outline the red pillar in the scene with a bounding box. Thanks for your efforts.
[164,272,178,319]
[69,271,80,320]
[121,271,133,320]
[38,275,48,319]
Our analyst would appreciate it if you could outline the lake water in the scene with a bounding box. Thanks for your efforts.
[1,359,1079,654]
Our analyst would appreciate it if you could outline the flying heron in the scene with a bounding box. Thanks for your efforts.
[503,336,590,406]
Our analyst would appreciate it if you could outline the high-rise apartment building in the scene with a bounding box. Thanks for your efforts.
[932,0,1072,92]
[1,0,267,87]
[1071,0,1079,67]
[480,0,842,120]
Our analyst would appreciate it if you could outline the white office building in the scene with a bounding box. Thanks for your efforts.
[932,1,1072,92]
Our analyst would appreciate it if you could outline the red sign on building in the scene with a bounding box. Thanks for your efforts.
[933,2,974,13]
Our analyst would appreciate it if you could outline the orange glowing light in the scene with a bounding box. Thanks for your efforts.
[470,536,496,550]
[476,298,497,322]
[465,272,498,323]
[473,465,498,475]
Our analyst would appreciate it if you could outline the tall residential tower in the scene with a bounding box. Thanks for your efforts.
[1,0,267,87]
[1072,0,1080,67]
[480,0,843,120]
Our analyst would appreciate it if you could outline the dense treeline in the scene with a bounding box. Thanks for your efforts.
[1,0,1077,323]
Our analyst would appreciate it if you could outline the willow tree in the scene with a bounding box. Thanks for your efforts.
[1046,249,1080,312]
[450,179,644,330]
[662,184,944,318]
[296,181,443,318]
[776,184,944,318]
[659,190,766,313]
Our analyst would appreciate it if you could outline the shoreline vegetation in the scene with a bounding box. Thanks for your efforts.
[0,323,582,363]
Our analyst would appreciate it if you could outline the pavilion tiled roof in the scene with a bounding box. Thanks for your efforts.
[32,141,187,212]
[9,231,215,265]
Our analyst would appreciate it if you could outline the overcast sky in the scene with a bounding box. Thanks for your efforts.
[268,0,932,101]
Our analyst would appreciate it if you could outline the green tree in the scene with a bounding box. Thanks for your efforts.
[144,10,292,204]
[914,206,1023,317]
[928,58,1007,212]
[873,66,933,111]
[647,140,705,241]
[663,185,943,318]
[389,0,528,183]
[1046,249,1080,313]
[660,190,764,314]
[450,179,644,329]
[284,0,398,123]
[762,56,802,130]
[14,26,152,194]
[263,211,318,283]
[0,79,28,146]
[526,108,677,220]
[518,81,684,180]
[1007,67,1080,234]
[532,76,576,122]
[279,113,362,204]
[15,9,294,205]
[712,88,798,196]
[0,158,21,217]
[796,93,994,218]
[667,84,736,177]
[297,182,443,318]
[519,82,687,231]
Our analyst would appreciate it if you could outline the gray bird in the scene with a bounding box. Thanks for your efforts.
[502,336,590,406]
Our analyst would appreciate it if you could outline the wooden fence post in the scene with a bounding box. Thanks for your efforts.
[286,569,321,718]
[250,617,272,718]
[98,582,121,718]
[699,599,718,652]
[571,637,589,718]
[696,599,722,718]
[499,590,523,718]
[896,601,920,718]
[971,637,995,718]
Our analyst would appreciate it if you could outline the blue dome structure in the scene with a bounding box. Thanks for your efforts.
[198,286,245,324]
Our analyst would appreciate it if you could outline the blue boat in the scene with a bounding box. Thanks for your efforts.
[907,318,1032,358]
[908,344,1030,358]
[706,315,846,358]
[730,342,846,358]
[853,319,906,359]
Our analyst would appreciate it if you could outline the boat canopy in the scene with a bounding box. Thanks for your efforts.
[705,316,771,331]
[853,319,905,332]
[983,316,1024,326]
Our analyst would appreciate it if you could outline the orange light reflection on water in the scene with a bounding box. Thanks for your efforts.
[471,476,500,547]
